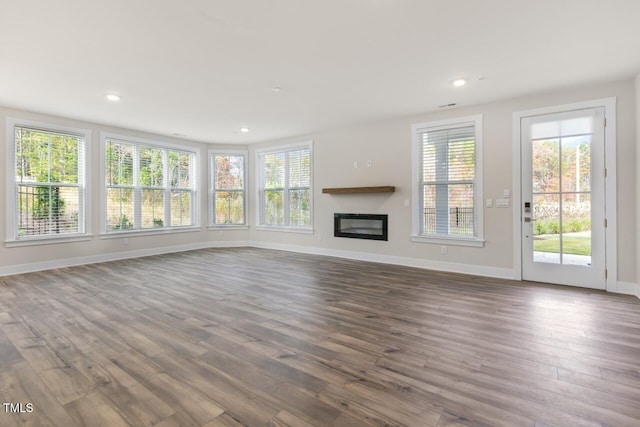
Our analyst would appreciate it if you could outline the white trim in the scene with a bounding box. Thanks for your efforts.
[83,126,93,236]
[5,235,93,248]
[254,140,314,230]
[0,240,252,277]
[255,226,314,234]
[208,148,248,227]
[410,235,485,247]
[612,281,639,297]
[411,114,484,244]
[5,122,12,242]
[5,117,91,244]
[250,241,514,279]
[413,116,480,132]
[100,131,201,151]
[512,113,523,281]
[99,132,107,235]
[512,97,617,289]
[603,99,618,292]
[255,141,313,155]
[207,225,249,231]
[99,226,201,239]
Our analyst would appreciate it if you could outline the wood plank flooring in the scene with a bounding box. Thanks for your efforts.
[1,247,639,426]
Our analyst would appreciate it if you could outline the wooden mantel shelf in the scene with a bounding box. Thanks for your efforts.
[322,186,395,194]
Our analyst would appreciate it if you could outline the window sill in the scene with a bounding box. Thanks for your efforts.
[411,235,485,247]
[5,234,93,248]
[100,226,201,239]
[207,225,249,231]
[255,226,314,234]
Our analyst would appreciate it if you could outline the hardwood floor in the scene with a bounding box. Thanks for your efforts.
[1,247,639,426]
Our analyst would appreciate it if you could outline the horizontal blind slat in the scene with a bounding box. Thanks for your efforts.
[105,139,197,231]
[14,127,85,238]
[419,123,476,238]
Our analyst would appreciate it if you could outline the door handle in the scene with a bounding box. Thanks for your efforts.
[524,217,531,222]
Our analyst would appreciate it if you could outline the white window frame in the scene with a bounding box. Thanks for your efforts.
[99,132,200,238]
[512,98,618,289]
[5,118,92,247]
[411,115,484,247]
[208,149,248,229]
[255,141,313,233]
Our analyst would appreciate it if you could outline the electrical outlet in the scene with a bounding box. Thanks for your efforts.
[353,160,358,169]
[123,238,129,246]
[440,245,448,254]
[316,234,322,241]
[367,160,372,167]
[404,199,410,207]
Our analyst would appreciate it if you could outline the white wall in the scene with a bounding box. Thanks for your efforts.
[250,78,637,283]
[1,77,637,286]
[0,107,250,274]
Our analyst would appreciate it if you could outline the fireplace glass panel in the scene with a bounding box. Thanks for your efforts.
[334,213,388,241]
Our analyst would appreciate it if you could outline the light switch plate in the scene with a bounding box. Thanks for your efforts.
[486,198,493,208]
[496,198,510,208]
[503,189,511,198]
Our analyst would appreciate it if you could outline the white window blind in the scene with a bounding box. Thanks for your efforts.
[211,153,246,225]
[105,139,196,232]
[288,148,311,227]
[418,122,477,237]
[258,144,312,228]
[263,152,285,225]
[13,126,86,239]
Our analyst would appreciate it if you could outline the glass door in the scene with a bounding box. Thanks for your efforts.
[521,108,605,289]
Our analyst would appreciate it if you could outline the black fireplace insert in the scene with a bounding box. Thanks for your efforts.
[334,213,388,241]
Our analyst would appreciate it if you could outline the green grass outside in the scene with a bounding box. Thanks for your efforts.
[533,233,591,256]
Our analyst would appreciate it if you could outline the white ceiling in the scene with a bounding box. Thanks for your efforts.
[1,0,639,144]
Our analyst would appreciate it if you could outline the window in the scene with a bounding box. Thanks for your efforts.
[412,115,483,246]
[103,135,198,233]
[7,120,89,243]
[257,142,312,230]
[210,151,246,226]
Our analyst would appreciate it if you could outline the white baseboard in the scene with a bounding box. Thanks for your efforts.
[3,240,636,300]
[0,240,251,277]
[249,241,516,280]
[0,239,513,280]
[612,281,640,298]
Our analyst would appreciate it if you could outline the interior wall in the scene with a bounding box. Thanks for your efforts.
[250,78,637,283]
[1,77,636,285]
[0,107,250,272]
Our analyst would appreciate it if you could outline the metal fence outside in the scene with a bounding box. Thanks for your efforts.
[17,185,79,236]
[424,207,474,235]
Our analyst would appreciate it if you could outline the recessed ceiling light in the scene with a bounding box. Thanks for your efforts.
[239,127,250,133]
[106,94,121,102]
[271,86,282,92]
[452,79,467,87]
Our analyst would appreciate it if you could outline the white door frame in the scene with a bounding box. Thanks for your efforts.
[512,97,617,291]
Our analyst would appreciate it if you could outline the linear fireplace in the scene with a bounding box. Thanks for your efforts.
[334,213,388,241]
